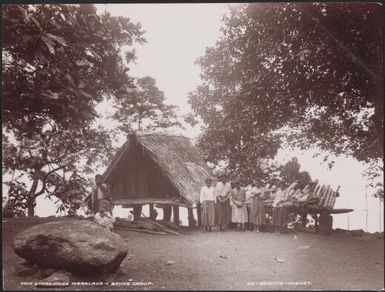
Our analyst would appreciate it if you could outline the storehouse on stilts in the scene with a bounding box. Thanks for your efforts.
[102,132,213,226]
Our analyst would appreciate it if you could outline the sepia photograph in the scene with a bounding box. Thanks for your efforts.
[2,2,384,291]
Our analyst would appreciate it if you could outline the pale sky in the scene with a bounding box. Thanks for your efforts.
[9,4,384,232]
[95,3,230,139]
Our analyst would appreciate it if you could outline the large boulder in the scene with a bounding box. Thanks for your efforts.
[13,220,127,274]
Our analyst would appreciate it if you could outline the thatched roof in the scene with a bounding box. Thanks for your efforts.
[102,131,213,205]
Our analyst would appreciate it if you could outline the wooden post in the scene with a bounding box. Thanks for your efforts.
[196,202,202,226]
[314,213,319,232]
[301,212,307,227]
[319,211,333,235]
[188,207,195,227]
[149,203,155,220]
[133,205,142,221]
[173,205,180,225]
[163,205,172,222]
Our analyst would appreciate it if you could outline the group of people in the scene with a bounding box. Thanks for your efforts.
[87,173,297,234]
[200,174,297,235]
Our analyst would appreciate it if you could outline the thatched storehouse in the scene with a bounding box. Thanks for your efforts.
[102,132,213,225]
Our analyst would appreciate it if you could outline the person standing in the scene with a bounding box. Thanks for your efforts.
[249,181,269,232]
[200,178,216,231]
[272,181,296,235]
[215,174,232,230]
[231,181,248,230]
[88,174,111,214]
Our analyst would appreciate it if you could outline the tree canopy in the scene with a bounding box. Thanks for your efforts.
[2,4,146,216]
[3,4,145,136]
[112,76,181,133]
[279,157,313,189]
[188,3,383,190]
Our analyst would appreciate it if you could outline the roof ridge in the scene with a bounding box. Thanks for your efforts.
[136,130,188,139]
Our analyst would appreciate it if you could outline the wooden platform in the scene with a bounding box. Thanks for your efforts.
[328,208,354,214]
[112,197,191,208]
[263,204,354,215]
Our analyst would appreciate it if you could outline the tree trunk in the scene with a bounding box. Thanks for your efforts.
[27,176,39,217]
[374,93,383,157]
[27,200,35,217]
[173,205,180,226]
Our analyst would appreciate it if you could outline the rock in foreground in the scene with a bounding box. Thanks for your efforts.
[13,220,127,274]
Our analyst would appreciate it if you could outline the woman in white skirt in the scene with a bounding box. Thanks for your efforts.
[231,181,248,230]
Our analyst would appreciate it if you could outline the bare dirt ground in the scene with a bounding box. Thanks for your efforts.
[3,217,384,291]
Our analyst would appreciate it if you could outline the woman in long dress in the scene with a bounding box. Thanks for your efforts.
[231,181,248,230]
[249,181,268,232]
[200,178,216,231]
